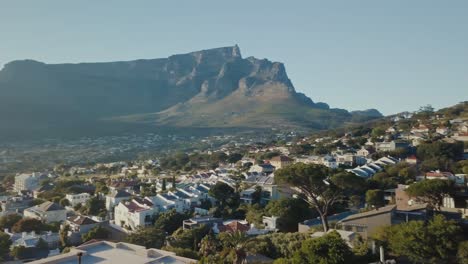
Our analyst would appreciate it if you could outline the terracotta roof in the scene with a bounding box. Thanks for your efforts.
[218,221,250,233]
[425,171,453,178]
[122,200,150,213]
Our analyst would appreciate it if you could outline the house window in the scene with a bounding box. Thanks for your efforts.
[356,226,366,232]
[344,225,353,231]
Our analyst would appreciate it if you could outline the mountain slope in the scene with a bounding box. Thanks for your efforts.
[0,46,382,139]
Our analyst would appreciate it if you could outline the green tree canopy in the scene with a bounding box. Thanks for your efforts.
[275,163,365,231]
[82,225,110,242]
[405,179,454,211]
[290,231,354,264]
[209,182,237,207]
[373,215,462,264]
[0,214,22,230]
[125,227,165,249]
[265,198,315,232]
[365,189,385,209]
[154,209,188,235]
[0,231,12,260]
[12,218,44,233]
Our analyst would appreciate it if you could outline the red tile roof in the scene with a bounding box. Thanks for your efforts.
[218,221,250,233]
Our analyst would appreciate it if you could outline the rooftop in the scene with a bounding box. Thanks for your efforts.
[28,240,197,264]
[338,205,396,223]
[35,201,65,212]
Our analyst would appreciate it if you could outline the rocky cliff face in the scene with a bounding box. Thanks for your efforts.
[0,46,381,138]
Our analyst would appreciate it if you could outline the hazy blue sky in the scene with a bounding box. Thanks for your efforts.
[1,1,467,115]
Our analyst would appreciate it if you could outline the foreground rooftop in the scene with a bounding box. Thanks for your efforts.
[29,240,197,264]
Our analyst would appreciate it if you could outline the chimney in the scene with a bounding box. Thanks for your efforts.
[77,252,83,264]
[379,246,385,263]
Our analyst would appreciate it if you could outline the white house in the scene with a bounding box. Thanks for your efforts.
[24,202,67,223]
[14,173,42,192]
[114,197,158,230]
[105,189,132,211]
[65,193,91,207]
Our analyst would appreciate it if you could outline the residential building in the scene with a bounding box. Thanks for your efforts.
[322,155,338,169]
[28,240,197,264]
[405,155,418,164]
[24,202,67,223]
[114,197,158,230]
[269,155,294,169]
[65,193,91,207]
[7,230,60,250]
[436,126,450,135]
[105,189,132,211]
[65,215,100,245]
[336,205,396,239]
[183,216,223,230]
[14,173,42,192]
[411,124,430,133]
[0,196,33,215]
[298,211,355,233]
[375,141,409,152]
[212,220,273,236]
[249,164,275,174]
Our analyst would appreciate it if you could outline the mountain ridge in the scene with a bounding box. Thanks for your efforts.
[0,45,382,139]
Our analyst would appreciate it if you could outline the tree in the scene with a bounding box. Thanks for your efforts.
[251,186,262,205]
[29,198,45,207]
[265,198,315,232]
[219,230,253,264]
[199,231,220,258]
[12,218,44,233]
[275,163,365,231]
[82,225,110,242]
[254,232,309,259]
[365,189,385,209]
[125,227,165,249]
[60,198,70,207]
[373,215,461,264]
[162,178,167,191]
[290,231,353,264]
[0,214,22,230]
[154,209,188,234]
[0,231,12,260]
[81,196,106,216]
[60,224,70,248]
[457,241,468,264]
[244,204,264,227]
[167,225,210,252]
[405,179,454,211]
[227,153,243,164]
[209,182,236,207]
[171,175,176,190]
[95,182,109,195]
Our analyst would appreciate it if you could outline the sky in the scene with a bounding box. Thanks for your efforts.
[1,0,467,115]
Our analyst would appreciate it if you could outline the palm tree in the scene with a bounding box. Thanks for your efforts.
[220,231,253,264]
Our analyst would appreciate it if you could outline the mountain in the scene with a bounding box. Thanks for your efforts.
[0,46,382,139]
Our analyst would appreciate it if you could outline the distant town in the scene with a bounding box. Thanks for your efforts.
[0,102,467,264]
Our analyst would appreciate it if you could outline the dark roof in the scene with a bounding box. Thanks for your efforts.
[339,205,396,223]
[303,211,355,227]
[270,155,293,162]
[68,215,98,225]
[109,189,132,198]
[37,201,64,211]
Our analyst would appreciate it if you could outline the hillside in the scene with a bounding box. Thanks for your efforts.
[0,46,382,139]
